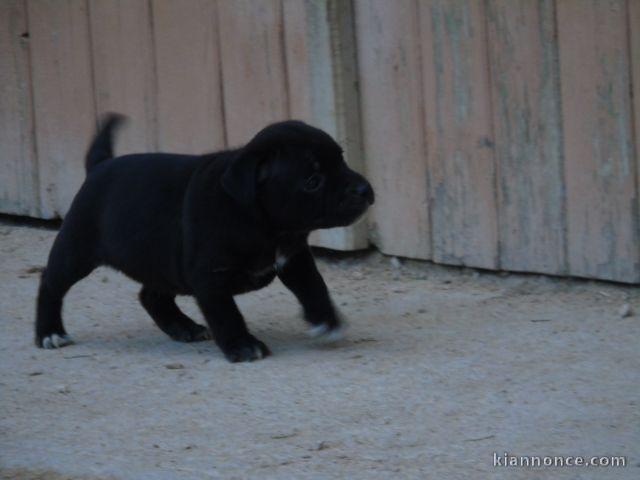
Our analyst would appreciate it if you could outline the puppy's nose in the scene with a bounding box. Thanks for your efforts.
[348,180,375,205]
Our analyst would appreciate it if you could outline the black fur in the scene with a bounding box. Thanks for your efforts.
[85,113,126,173]
[35,114,374,362]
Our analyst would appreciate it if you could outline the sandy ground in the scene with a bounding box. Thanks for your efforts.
[1,222,639,479]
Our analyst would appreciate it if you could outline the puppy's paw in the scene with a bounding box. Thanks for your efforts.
[307,308,347,343]
[308,323,345,342]
[38,333,74,349]
[170,323,212,343]
[220,335,271,363]
[191,326,213,342]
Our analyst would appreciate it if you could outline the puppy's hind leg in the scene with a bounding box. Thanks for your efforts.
[139,287,211,342]
[35,237,96,349]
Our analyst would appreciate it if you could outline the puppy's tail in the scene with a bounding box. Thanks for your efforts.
[85,113,127,174]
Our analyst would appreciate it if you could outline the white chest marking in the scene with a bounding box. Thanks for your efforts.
[249,250,289,278]
[275,249,289,271]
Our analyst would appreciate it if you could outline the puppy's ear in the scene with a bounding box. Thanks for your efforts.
[221,151,260,206]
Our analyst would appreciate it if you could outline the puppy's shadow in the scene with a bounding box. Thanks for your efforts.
[73,324,218,358]
[72,321,381,362]
[254,322,383,359]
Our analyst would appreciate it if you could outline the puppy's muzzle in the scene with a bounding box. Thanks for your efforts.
[322,170,374,228]
[346,178,375,206]
[341,173,375,216]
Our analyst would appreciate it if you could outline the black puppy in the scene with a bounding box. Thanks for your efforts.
[35,115,374,362]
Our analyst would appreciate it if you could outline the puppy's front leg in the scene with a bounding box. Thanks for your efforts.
[194,281,270,362]
[277,247,342,337]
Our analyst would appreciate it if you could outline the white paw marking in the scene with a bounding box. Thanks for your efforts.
[308,323,330,337]
[254,345,263,360]
[308,324,344,342]
[274,249,289,272]
[42,334,73,349]
[324,328,344,342]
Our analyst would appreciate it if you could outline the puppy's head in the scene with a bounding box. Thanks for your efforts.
[222,121,374,232]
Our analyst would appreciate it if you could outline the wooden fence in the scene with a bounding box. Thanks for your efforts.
[1,0,639,283]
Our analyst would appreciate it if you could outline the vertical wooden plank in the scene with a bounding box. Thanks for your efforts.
[89,0,156,155]
[28,0,96,218]
[355,0,431,259]
[283,0,368,250]
[486,0,566,274]
[152,0,225,153]
[419,0,497,269]
[630,0,640,262]
[282,0,313,123]
[0,0,40,217]
[218,0,288,146]
[557,0,639,282]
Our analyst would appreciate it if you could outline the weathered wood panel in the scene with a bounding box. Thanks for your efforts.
[557,0,639,282]
[89,0,156,155]
[630,0,640,245]
[420,0,498,268]
[355,0,431,259]
[1,0,639,283]
[0,0,39,217]
[284,0,368,250]
[152,0,225,153]
[28,0,96,218]
[282,0,316,125]
[218,0,288,147]
[486,0,566,274]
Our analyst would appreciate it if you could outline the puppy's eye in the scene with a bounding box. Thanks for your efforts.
[304,173,324,192]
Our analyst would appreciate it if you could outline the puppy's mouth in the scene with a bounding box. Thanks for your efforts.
[316,201,370,229]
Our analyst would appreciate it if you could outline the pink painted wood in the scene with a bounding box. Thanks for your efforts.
[28,0,96,217]
[89,0,157,155]
[0,0,638,283]
[630,0,640,260]
[486,0,566,274]
[420,0,498,268]
[282,0,313,123]
[355,0,431,259]
[152,0,226,153]
[218,0,288,147]
[557,0,639,282]
[0,0,39,217]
